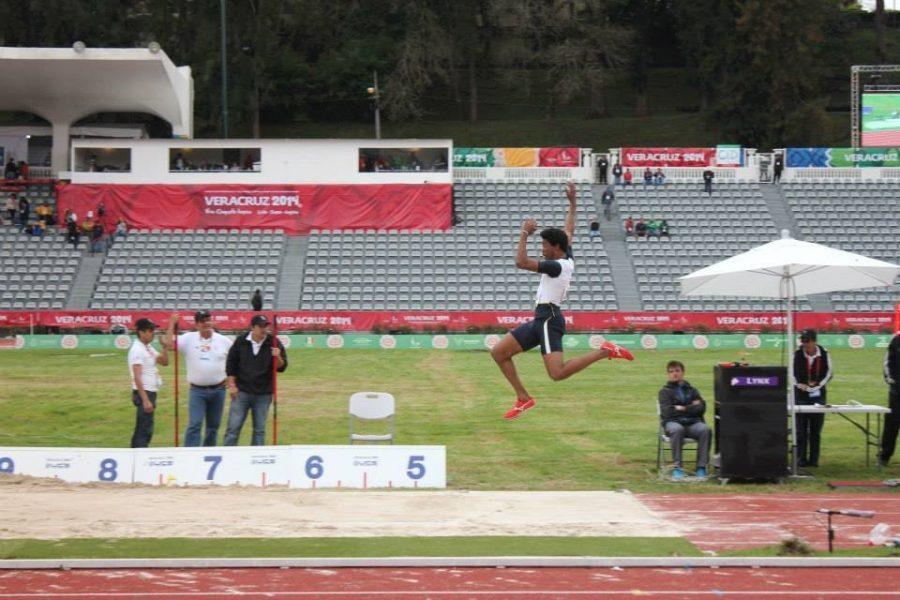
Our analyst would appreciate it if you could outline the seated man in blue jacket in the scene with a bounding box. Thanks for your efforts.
[658,360,710,479]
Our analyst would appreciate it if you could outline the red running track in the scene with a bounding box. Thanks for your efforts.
[640,493,900,551]
[2,566,900,599]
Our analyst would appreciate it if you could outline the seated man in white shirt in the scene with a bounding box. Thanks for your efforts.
[166,310,233,446]
[490,181,634,421]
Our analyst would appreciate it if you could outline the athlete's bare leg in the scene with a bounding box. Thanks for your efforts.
[490,333,531,401]
[542,349,611,381]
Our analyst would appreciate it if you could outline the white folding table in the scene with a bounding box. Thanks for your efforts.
[791,400,891,466]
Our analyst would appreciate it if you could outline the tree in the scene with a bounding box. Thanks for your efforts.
[380,1,453,121]
[544,0,632,118]
[709,0,841,147]
[875,0,886,63]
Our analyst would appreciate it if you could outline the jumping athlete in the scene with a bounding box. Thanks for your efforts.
[490,181,634,420]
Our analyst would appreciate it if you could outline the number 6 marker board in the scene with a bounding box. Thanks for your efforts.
[288,446,445,489]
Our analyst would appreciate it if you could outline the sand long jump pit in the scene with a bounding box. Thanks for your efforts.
[0,476,681,539]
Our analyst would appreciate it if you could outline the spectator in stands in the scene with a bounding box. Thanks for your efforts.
[29,219,45,238]
[643,167,653,185]
[773,153,784,183]
[702,168,715,195]
[623,169,633,186]
[243,154,254,171]
[646,219,661,239]
[612,162,623,185]
[66,212,80,248]
[173,152,186,170]
[224,314,287,446]
[128,318,169,448]
[596,154,609,184]
[635,217,647,238]
[653,168,666,185]
[97,201,107,222]
[4,193,15,224]
[878,331,900,467]
[793,329,832,468]
[659,219,670,237]
[4,158,18,180]
[90,220,105,254]
[18,161,28,180]
[624,216,634,237]
[589,219,600,239]
[16,195,29,232]
[35,202,53,226]
[658,360,710,479]
[251,289,263,311]
[166,311,233,447]
[114,219,128,239]
[600,185,615,221]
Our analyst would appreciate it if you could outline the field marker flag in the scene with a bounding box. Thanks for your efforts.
[272,313,279,446]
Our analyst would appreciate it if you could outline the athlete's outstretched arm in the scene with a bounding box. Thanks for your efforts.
[564,180,576,245]
[515,218,540,272]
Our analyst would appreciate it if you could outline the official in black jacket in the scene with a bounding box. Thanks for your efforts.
[223,314,287,446]
[658,360,711,479]
[879,332,900,467]
[792,329,833,468]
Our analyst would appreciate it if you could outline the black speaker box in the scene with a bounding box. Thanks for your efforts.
[714,365,788,480]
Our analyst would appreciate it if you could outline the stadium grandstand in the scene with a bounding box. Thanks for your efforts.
[1,163,898,314]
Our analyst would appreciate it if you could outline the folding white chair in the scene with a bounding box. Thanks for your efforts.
[349,392,395,444]
[656,400,698,474]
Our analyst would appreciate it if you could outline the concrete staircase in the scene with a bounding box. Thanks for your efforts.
[591,185,643,311]
[761,184,832,312]
[275,234,309,310]
[66,253,105,309]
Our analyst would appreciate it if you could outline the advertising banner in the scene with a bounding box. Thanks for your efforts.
[7,333,896,353]
[1,310,895,334]
[452,147,494,167]
[715,145,743,167]
[620,148,716,167]
[786,147,900,168]
[56,183,452,234]
[538,147,581,167]
[499,147,538,167]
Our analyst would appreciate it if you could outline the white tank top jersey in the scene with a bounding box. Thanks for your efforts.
[534,249,575,306]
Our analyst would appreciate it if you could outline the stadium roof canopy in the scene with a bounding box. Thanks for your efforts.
[0,46,192,174]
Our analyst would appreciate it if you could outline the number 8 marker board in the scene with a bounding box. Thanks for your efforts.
[0,446,446,489]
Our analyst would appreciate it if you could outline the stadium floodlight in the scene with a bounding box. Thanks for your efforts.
[72,41,86,53]
[816,508,875,553]
[148,41,161,54]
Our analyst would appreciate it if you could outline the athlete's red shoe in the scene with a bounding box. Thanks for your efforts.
[601,341,634,361]
[503,397,536,420]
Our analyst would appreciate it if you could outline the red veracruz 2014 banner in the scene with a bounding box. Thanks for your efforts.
[56,184,452,234]
[620,147,716,167]
[538,147,581,167]
[0,310,894,333]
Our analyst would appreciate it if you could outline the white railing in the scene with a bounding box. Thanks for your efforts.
[780,167,900,182]
[26,166,53,179]
[454,167,594,181]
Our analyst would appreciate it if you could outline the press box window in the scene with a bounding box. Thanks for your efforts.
[74,147,131,172]
[359,147,448,172]
[170,148,261,172]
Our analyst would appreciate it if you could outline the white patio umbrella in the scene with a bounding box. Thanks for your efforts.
[679,230,900,475]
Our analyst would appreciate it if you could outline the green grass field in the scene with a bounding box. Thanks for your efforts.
[0,537,701,560]
[0,345,895,493]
